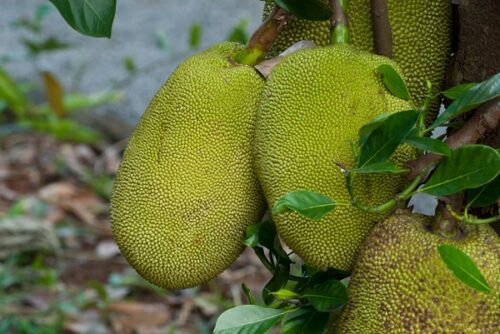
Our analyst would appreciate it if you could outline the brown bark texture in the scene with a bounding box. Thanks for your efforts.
[447,0,500,148]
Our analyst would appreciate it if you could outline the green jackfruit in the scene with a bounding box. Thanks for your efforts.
[333,213,500,333]
[254,44,414,271]
[263,0,452,110]
[111,42,266,289]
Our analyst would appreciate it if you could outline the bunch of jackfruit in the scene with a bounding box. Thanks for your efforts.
[111,1,498,332]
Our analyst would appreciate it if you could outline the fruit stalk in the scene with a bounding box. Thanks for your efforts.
[329,0,351,45]
[235,6,290,66]
[371,0,393,58]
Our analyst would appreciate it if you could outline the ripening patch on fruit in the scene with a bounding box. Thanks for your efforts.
[254,44,414,272]
[333,213,500,333]
[111,42,266,289]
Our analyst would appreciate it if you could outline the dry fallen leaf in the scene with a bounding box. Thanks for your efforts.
[108,301,171,333]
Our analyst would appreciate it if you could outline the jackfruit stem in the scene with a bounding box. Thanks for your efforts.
[330,0,351,45]
[371,0,393,58]
[235,6,290,66]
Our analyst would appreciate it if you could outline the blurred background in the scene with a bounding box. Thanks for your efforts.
[0,1,272,333]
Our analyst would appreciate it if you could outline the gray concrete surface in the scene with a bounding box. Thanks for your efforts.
[0,0,263,137]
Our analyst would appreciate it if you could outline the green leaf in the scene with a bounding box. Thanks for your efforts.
[377,64,411,100]
[403,134,451,156]
[274,0,332,21]
[358,110,419,167]
[214,305,291,334]
[420,145,500,196]
[0,67,27,116]
[467,175,500,208]
[303,280,348,312]
[358,112,391,146]
[272,289,301,300]
[189,23,202,50]
[441,83,477,100]
[227,19,249,44]
[351,161,402,174]
[437,245,491,293]
[21,36,70,55]
[279,307,329,334]
[272,190,336,221]
[295,267,350,293]
[263,264,290,305]
[49,0,116,38]
[430,73,500,129]
[241,283,255,304]
[244,223,262,248]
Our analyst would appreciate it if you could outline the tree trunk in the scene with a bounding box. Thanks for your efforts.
[446,0,500,232]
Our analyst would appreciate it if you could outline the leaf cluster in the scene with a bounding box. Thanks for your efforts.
[214,220,349,333]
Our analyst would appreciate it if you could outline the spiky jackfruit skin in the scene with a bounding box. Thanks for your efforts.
[333,213,500,333]
[111,42,266,290]
[254,44,414,271]
[263,0,452,110]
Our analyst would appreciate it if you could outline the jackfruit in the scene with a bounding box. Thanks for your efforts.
[333,213,500,333]
[254,44,414,271]
[111,42,266,289]
[263,0,452,110]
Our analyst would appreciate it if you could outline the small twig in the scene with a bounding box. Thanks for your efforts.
[370,0,393,58]
[407,98,500,179]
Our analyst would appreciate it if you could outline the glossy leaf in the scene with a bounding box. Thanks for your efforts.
[214,305,291,334]
[420,145,500,196]
[358,112,391,146]
[49,0,116,38]
[351,161,401,174]
[272,289,301,300]
[403,135,451,156]
[438,245,491,293]
[377,64,410,100]
[279,307,329,334]
[358,110,419,167]
[467,175,500,208]
[244,223,262,248]
[303,280,348,312]
[431,73,500,129]
[441,83,476,100]
[274,0,332,21]
[273,190,336,221]
[263,265,290,305]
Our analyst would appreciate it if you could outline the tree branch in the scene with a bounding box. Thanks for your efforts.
[407,97,500,178]
[371,0,393,58]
